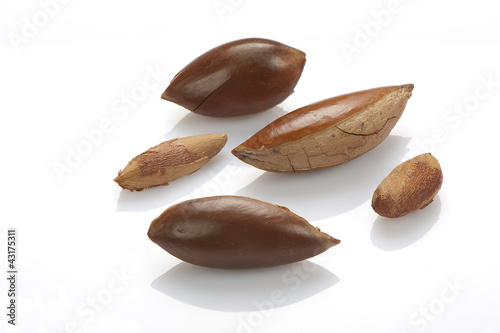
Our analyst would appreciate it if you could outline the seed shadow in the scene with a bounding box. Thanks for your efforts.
[234,135,412,220]
[151,261,339,312]
[164,105,289,150]
[370,195,442,251]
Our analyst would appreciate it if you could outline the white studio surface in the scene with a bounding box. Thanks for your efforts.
[1,0,499,332]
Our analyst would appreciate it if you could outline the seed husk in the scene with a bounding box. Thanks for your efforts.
[114,133,227,191]
[372,153,443,218]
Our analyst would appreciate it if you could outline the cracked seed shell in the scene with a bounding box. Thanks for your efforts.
[114,133,227,191]
[372,153,443,218]
[147,196,340,269]
[161,38,306,117]
[232,84,414,172]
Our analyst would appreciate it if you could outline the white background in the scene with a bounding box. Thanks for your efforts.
[1,0,500,332]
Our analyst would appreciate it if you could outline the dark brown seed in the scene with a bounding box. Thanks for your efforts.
[232,84,414,172]
[161,38,306,117]
[147,196,340,269]
[372,153,443,218]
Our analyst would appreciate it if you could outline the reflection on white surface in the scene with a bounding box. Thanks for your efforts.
[370,195,441,251]
[235,135,411,220]
[151,261,339,312]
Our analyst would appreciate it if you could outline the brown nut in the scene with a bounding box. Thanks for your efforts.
[147,196,340,269]
[232,84,414,172]
[114,133,227,191]
[372,153,443,218]
[161,38,306,117]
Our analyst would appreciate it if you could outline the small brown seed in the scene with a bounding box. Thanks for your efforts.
[372,153,443,218]
[147,196,340,269]
[232,84,414,172]
[114,133,227,191]
[161,38,306,117]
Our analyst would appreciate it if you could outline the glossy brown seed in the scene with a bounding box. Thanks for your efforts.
[147,196,340,269]
[114,133,227,191]
[372,153,443,218]
[232,84,414,172]
[161,38,306,117]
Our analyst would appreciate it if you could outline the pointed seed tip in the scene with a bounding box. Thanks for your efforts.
[403,83,415,91]
[161,89,176,103]
[219,133,228,143]
[231,147,244,157]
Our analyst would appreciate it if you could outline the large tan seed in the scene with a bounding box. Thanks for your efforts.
[114,133,227,191]
[148,196,340,269]
[232,84,414,172]
[372,153,443,218]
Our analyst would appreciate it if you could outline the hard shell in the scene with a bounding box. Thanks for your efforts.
[148,196,340,269]
[161,38,306,117]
